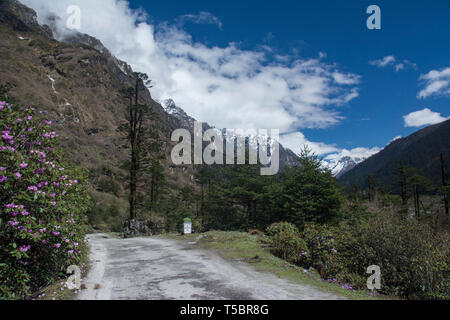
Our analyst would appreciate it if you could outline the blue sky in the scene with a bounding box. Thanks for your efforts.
[131,0,450,150]
[25,0,450,161]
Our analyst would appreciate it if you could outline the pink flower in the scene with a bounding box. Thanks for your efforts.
[21,210,30,216]
[19,162,28,169]
[50,193,56,198]
[19,245,31,253]
[0,176,7,183]
[44,120,52,125]
[2,132,13,141]
[55,243,61,249]
[28,186,38,191]
[34,168,45,175]
[0,167,6,171]
[9,220,19,227]
[14,172,22,180]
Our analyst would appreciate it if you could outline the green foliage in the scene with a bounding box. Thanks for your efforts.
[266,222,307,262]
[264,208,448,299]
[190,146,343,233]
[0,97,90,299]
[147,158,166,209]
[335,212,449,299]
[117,72,157,221]
[85,192,126,232]
[274,147,343,229]
[297,224,340,276]
[160,195,191,233]
[97,176,121,196]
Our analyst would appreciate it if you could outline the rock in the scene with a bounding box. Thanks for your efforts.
[122,219,152,238]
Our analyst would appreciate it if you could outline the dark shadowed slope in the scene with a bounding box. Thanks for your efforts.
[340,119,450,188]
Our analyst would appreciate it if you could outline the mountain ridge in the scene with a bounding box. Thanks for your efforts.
[340,119,450,188]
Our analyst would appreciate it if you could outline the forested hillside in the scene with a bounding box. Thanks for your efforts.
[340,119,450,190]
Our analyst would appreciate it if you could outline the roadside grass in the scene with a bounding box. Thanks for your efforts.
[164,231,390,300]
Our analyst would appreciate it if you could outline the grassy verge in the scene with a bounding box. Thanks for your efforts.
[164,231,391,300]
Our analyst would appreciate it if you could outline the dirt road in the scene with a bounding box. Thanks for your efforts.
[77,233,345,300]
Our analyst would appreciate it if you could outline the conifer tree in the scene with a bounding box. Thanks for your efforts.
[118,72,154,220]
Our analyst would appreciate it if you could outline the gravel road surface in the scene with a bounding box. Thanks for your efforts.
[77,233,345,300]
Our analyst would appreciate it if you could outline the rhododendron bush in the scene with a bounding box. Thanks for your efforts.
[0,97,90,299]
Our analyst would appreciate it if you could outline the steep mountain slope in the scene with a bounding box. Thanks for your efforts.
[340,119,450,188]
[0,0,190,203]
[0,0,299,198]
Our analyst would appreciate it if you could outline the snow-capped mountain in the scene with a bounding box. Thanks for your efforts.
[324,156,366,178]
[162,99,298,168]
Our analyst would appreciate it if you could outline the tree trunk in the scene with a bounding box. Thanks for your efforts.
[414,184,420,218]
[441,153,449,215]
[129,148,137,220]
[399,166,408,216]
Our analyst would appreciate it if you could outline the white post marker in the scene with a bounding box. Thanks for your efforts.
[183,218,192,234]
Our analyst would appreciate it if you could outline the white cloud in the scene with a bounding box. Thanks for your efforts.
[324,147,381,163]
[418,67,450,99]
[370,56,396,68]
[391,136,402,142]
[395,63,404,72]
[280,132,339,156]
[177,11,223,29]
[369,56,417,73]
[23,0,360,134]
[280,132,381,168]
[403,108,449,127]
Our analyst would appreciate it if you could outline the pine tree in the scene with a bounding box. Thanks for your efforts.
[280,146,343,229]
[118,72,154,220]
[405,168,433,218]
[394,164,409,216]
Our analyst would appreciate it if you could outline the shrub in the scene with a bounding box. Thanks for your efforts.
[335,213,449,299]
[298,223,341,277]
[0,99,90,299]
[266,222,307,262]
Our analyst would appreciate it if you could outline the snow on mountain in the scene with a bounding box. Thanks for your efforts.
[161,99,298,168]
